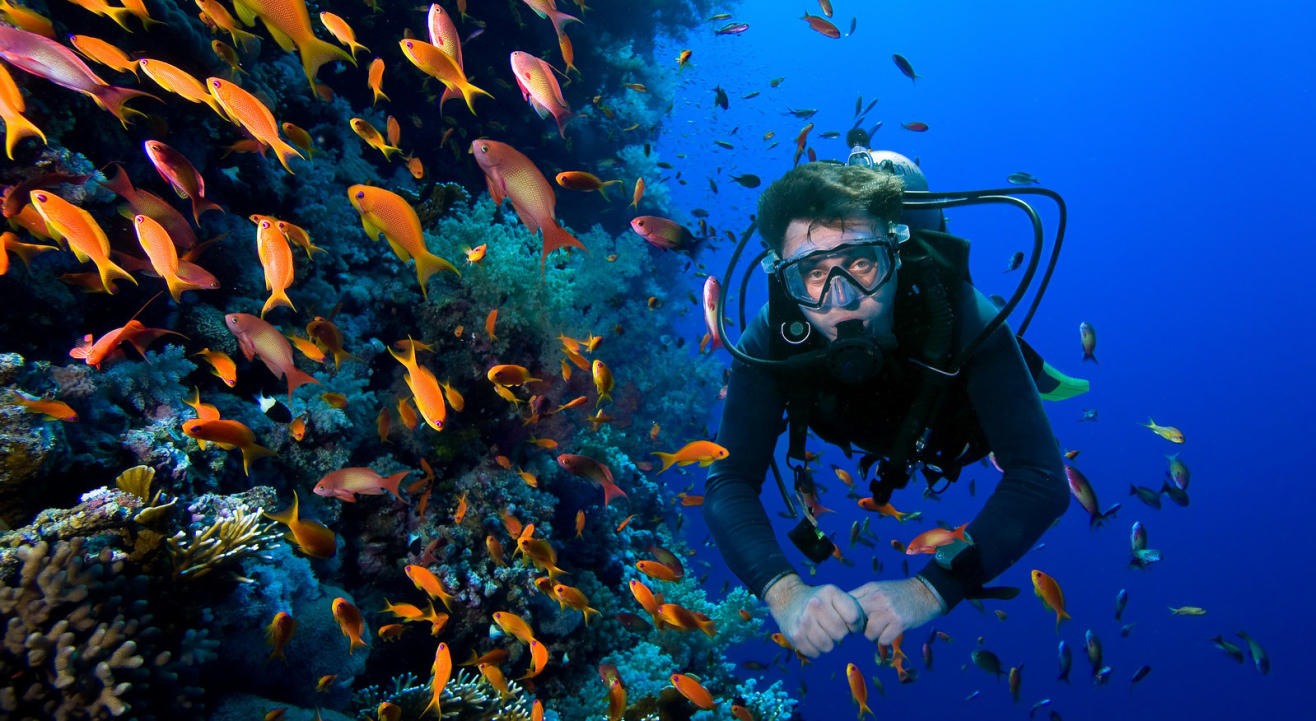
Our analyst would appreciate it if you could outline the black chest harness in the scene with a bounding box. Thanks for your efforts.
[769,231,990,538]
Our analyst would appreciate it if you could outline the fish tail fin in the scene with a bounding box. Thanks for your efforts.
[104,6,137,32]
[699,617,717,639]
[597,179,621,202]
[260,287,296,318]
[455,78,494,115]
[3,110,46,160]
[601,479,628,507]
[240,442,275,475]
[651,451,677,472]
[583,606,601,625]
[547,8,581,38]
[190,196,224,225]
[164,273,198,303]
[373,86,390,105]
[95,256,137,294]
[539,222,586,273]
[283,366,320,401]
[1083,350,1097,363]
[68,334,94,360]
[297,36,354,89]
[383,471,410,502]
[413,249,461,299]
[348,41,369,62]
[268,137,304,174]
[91,85,159,127]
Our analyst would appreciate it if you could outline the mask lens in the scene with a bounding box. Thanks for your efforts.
[779,239,895,308]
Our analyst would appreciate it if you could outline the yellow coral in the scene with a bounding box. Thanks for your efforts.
[167,505,279,581]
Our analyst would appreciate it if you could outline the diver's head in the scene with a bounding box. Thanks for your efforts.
[758,163,907,342]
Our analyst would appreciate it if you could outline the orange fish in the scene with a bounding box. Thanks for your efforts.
[210,39,245,76]
[306,316,358,370]
[347,184,460,298]
[207,77,302,173]
[265,491,336,557]
[281,122,317,159]
[399,38,491,114]
[137,58,223,115]
[67,34,138,77]
[492,611,536,644]
[29,190,135,293]
[556,453,628,507]
[857,497,908,521]
[228,0,352,87]
[8,394,77,422]
[553,583,600,624]
[509,50,572,138]
[331,597,368,654]
[350,117,402,160]
[555,171,622,200]
[289,414,306,441]
[905,523,970,555]
[314,467,408,502]
[629,177,645,209]
[265,611,296,659]
[676,49,692,71]
[0,0,54,37]
[591,359,613,407]
[847,663,872,717]
[406,564,458,611]
[226,313,320,400]
[193,349,237,388]
[388,339,448,432]
[485,307,498,340]
[801,12,841,38]
[132,214,200,302]
[407,156,425,179]
[652,440,729,472]
[1031,569,1071,630]
[286,333,326,364]
[658,603,716,638]
[70,318,182,370]
[470,139,586,272]
[422,642,452,718]
[486,534,506,566]
[318,11,368,60]
[670,674,715,709]
[143,140,223,225]
[385,115,401,146]
[519,638,549,680]
[195,0,262,47]
[182,418,273,475]
[636,560,680,582]
[367,57,388,104]
[396,396,419,430]
[252,216,296,317]
[487,364,540,387]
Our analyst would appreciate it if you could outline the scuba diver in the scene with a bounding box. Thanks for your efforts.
[703,133,1083,657]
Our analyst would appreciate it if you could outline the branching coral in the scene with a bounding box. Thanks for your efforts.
[167,503,279,581]
[0,538,207,720]
[356,668,538,721]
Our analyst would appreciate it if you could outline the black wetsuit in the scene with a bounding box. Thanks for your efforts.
[703,284,1069,610]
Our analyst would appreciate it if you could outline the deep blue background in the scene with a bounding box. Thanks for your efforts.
[649,1,1313,718]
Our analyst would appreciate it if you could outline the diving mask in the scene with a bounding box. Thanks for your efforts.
[772,228,907,311]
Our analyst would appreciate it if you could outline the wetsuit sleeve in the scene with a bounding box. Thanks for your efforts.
[916,286,1070,609]
[702,306,797,598]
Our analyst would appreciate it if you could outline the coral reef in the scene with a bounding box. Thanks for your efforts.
[0,538,211,721]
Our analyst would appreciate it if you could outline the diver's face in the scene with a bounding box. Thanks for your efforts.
[782,218,897,341]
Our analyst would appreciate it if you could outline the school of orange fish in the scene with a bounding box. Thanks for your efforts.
[0,0,1269,718]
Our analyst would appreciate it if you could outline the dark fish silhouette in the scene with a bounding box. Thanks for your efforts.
[893,53,921,81]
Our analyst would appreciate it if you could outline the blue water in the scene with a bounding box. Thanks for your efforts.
[660,1,1312,718]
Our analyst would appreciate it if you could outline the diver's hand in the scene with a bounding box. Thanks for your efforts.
[764,574,867,658]
[849,577,943,646]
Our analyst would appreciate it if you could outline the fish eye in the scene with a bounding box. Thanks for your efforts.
[33,193,45,202]
[355,191,364,198]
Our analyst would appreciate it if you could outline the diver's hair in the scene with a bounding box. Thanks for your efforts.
[757,162,904,254]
